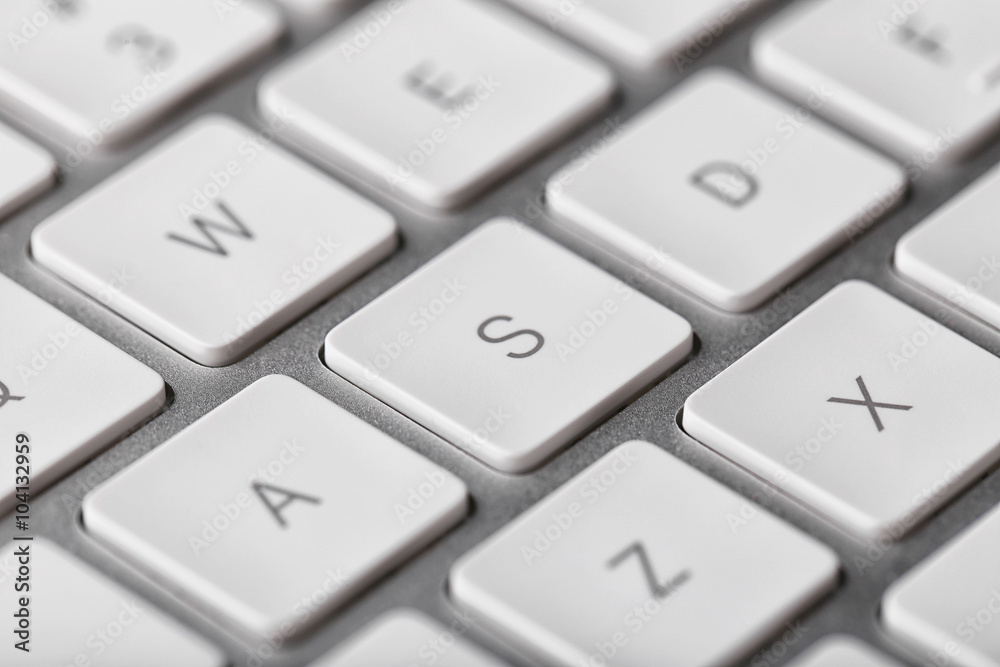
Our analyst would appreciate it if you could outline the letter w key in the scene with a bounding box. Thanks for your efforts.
[167,201,253,256]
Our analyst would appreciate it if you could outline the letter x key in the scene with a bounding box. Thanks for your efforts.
[827,375,912,432]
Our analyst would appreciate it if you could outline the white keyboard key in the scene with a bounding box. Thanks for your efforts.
[83,375,468,639]
[753,0,1000,164]
[684,281,1000,539]
[785,636,903,667]
[896,163,1000,330]
[0,123,55,219]
[259,0,614,210]
[450,441,839,667]
[546,69,905,312]
[0,0,281,149]
[884,503,1000,667]
[503,0,768,70]
[33,116,397,367]
[0,274,164,514]
[310,610,508,667]
[0,538,223,666]
[324,219,692,473]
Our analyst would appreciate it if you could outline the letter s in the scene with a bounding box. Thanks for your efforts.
[477,315,544,359]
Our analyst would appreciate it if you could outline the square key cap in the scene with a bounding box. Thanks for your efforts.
[754,0,1000,163]
[33,115,397,366]
[0,274,164,514]
[883,503,1000,666]
[259,0,614,210]
[0,538,224,667]
[324,219,693,473]
[0,0,281,148]
[83,375,468,639]
[450,441,838,667]
[546,69,905,312]
[684,281,1000,539]
[310,609,508,667]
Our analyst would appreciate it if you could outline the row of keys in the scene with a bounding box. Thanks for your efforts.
[25,60,904,378]
[21,191,1000,543]
[4,0,998,167]
[0,540,908,667]
[5,3,997,361]
[9,431,995,666]
[79,381,835,664]
[0,0,776,162]
[7,271,998,660]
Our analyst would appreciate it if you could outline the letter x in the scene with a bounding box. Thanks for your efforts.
[827,376,911,432]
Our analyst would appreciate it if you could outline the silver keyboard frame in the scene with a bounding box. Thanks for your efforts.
[2,0,1000,665]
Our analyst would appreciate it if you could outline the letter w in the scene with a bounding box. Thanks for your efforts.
[167,202,253,256]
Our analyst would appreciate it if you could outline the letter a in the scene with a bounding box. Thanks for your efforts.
[252,482,321,528]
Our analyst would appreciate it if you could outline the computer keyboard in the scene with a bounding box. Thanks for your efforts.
[1,0,1000,666]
